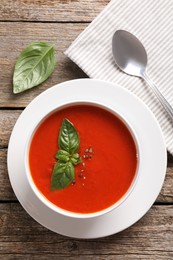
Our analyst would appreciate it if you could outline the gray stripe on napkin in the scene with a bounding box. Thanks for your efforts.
[65,0,173,154]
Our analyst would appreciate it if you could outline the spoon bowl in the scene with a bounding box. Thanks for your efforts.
[112,30,147,77]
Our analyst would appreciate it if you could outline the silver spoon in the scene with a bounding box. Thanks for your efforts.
[112,30,173,120]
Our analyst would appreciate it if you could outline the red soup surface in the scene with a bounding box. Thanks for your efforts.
[29,105,138,214]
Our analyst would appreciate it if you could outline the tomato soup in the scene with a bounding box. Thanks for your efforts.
[29,104,138,214]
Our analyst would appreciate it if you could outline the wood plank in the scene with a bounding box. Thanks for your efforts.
[0,22,87,107]
[0,150,17,200]
[1,148,173,202]
[157,166,173,203]
[0,110,21,148]
[0,0,109,22]
[0,203,173,259]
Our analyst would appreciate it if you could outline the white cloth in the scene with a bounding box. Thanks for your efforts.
[65,0,173,154]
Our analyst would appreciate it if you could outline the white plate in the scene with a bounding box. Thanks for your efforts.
[7,79,167,238]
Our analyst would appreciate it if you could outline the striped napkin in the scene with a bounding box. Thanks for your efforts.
[65,0,173,154]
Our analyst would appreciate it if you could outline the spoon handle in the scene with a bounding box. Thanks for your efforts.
[142,71,173,121]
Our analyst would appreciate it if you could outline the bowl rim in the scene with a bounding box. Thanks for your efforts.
[24,100,141,219]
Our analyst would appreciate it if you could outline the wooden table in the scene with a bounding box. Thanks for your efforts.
[0,1,173,259]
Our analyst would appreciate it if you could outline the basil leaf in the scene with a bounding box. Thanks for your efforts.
[13,42,56,94]
[50,119,82,191]
[55,150,70,162]
[51,161,74,190]
[59,118,80,154]
[70,153,82,165]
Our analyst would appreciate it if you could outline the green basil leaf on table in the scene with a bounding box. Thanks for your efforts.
[13,42,56,94]
[58,118,80,154]
[51,162,74,190]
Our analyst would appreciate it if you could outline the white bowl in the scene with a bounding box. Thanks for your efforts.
[24,101,140,219]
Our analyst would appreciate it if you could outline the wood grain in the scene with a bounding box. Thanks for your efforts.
[0,22,87,107]
[0,0,109,22]
[0,110,21,148]
[0,150,17,200]
[0,203,173,259]
[1,148,173,202]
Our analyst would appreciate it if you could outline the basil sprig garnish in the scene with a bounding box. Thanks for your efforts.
[13,42,56,94]
[51,119,82,190]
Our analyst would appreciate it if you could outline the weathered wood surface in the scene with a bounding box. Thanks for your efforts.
[0,111,21,148]
[0,204,173,259]
[0,0,109,22]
